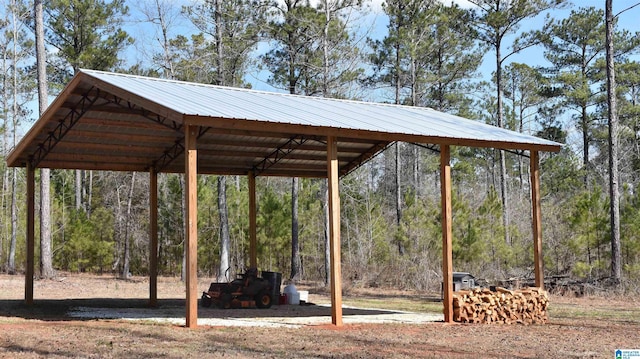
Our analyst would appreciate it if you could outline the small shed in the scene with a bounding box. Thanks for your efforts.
[453,272,476,291]
[441,272,476,299]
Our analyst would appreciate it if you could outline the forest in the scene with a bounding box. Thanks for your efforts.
[1,0,640,293]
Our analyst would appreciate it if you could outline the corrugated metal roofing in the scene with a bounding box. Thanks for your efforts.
[7,69,561,177]
[84,70,559,147]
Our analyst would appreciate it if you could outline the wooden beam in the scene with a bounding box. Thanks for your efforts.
[30,87,102,167]
[29,161,149,173]
[339,141,392,176]
[42,153,157,164]
[184,115,562,153]
[65,129,177,144]
[25,163,35,305]
[530,151,544,289]
[149,169,158,307]
[6,73,88,167]
[327,136,343,326]
[185,125,199,328]
[440,145,453,323]
[248,171,257,269]
[55,141,161,155]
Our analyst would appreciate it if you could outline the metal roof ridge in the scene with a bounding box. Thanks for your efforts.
[79,69,446,112]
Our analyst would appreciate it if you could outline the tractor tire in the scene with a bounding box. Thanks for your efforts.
[218,293,232,309]
[255,290,273,309]
[201,293,212,308]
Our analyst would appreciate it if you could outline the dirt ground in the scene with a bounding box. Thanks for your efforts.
[1,273,639,358]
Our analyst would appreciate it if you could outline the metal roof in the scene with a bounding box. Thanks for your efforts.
[7,69,561,177]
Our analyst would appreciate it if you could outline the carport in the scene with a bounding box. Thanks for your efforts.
[7,70,561,328]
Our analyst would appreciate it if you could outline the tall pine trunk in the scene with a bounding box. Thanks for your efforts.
[218,176,230,281]
[122,172,136,278]
[605,0,621,285]
[35,0,54,279]
[75,170,82,210]
[8,6,20,274]
[323,180,330,286]
[180,175,186,281]
[290,177,300,280]
[495,41,510,245]
[8,168,17,274]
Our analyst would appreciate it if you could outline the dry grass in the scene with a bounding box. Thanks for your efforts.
[1,273,639,358]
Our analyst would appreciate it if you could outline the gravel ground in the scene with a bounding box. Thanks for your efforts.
[67,303,443,327]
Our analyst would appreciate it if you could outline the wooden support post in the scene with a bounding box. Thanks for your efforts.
[149,169,158,307]
[248,171,257,269]
[185,125,199,328]
[25,163,35,305]
[327,136,343,326]
[440,145,453,323]
[530,151,544,289]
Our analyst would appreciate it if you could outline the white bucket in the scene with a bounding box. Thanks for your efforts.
[298,290,308,303]
[288,292,300,305]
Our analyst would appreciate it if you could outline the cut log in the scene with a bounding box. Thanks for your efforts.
[452,287,548,325]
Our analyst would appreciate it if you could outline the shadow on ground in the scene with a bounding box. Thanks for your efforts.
[0,298,406,322]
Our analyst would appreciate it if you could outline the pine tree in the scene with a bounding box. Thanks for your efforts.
[44,0,132,76]
[184,0,265,281]
[34,0,54,278]
[468,0,568,245]
[539,7,606,184]
[44,0,132,221]
[1,0,35,274]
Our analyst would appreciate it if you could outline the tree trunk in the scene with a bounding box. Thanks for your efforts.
[605,0,621,285]
[213,0,231,282]
[496,41,510,245]
[323,180,330,286]
[291,177,300,280]
[87,171,93,217]
[75,170,82,211]
[396,142,404,255]
[8,168,17,274]
[122,172,136,279]
[218,176,230,281]
[35,0,54,278]
[322,0,329,96]
[180,175,186,281]
[581,104,590,185]
[214,0,223,85]
[413,145,419,200]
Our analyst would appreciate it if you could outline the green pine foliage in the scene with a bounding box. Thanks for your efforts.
[54,209,114,273]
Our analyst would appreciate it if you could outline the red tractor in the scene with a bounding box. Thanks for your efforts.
[201,268,274,309]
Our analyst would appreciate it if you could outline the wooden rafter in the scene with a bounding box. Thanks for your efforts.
[252,135,308,176]
[340,141,392,176]
[31,87,101,167]
[153,127,210,173]
[99,92,183,133]
[411,142,440,153]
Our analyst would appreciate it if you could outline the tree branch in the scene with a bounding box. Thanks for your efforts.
[615,2,640,18]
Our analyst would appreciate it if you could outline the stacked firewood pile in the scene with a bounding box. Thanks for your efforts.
[452,287,548,324]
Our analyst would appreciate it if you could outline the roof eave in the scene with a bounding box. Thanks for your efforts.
[183,115,562,154]
[6,72,89,167]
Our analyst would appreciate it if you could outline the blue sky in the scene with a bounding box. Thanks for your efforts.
[123,0,640,92]
[12,0,640,146]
